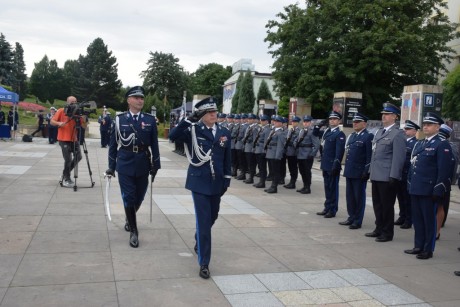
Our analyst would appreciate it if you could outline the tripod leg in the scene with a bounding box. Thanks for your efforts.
[82,140,95,187]
[73,141,79,191]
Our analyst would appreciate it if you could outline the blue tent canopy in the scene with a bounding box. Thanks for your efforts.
[0,86,19,104]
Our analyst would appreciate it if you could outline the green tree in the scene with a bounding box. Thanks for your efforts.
[230,73,244,114]
[12,42,27,100]
[0,33,13,85]
[29,55,51,102]
[237,70,255,113]
[265,0,459,118]
[62,59,81,98]
[257,79,273,101]
[442,64,460,120]
[76,38,122,108]
[277,96,289,118]
[190,63,232,109]
[141,51,188,108]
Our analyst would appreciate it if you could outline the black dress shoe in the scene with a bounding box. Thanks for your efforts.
[339,220,352,226]
[235,174,246,180]
[416,251,433,260]
[265,187,277,194]
[244,178,254,184]
[278,179,285,185]
[404,248,422,255]
[296,187,305,192]
[129,232,139,248]
[284,182,295,189]
[375,236,392,242]
[324,212,336,218]
[394,217,405,225]
[266,177,273,181]
[454,271,460,276]
[253,182,265,188]
[316,210,328,216]
[400,223,412,229]
[199,265,210,279]
[300,188,311,194]
[349,224,361,229]
[365,231,381,238]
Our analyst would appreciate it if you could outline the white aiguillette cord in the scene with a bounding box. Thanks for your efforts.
[184,123,215,179]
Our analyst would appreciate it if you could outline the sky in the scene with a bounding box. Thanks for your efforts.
[1,0,298,87]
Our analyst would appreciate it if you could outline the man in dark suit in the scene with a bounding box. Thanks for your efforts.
[317,111,346,218]
[404,113,453,260]
[106,86,161,248]
[340,113,373,229]
[169,97,231,279]
[367,102,405,242]
[395,120,420,229]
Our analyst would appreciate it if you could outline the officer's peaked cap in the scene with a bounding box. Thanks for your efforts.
[404,120,420,130]
[381,102,400,115]
[439,124,452,138]
[303,115,313,122]
[273,115,283,122]
[422,112,444,125]
[292,116,301,122]
[234,114,241,119]
[260,114,269,121]
[328,111,342,120]
[248,113,257,119]
[227,114,235,119]
[195,97,218,112]
[126,86,145,98]
[352,112,369,122]
[218,113,226,118]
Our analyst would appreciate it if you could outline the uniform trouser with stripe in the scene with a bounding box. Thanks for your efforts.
[410,195,437,253]
[298,158,314,187]
[322,170,340,214]
[371,181,397,238]
[345,177,367,226]
[118,173,149,210]
[286,155,298,181]
[192,192,221,266]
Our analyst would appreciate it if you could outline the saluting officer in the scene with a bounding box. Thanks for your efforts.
[169,97,231,279]
[340,113,373,229]
[317,111,346,218]
[106,86,161,248]
[264,116,286,193]
[367,102,405,242]
[404,113,453,259]
[395,120,420,229]
[253,115,271,188]
[295,115,320,194]
[284,116,301,189]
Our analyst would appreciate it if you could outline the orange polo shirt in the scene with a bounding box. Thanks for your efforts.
[53,108,77,142]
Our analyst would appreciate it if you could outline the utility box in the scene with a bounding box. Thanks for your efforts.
[333,92,363,128]
[401,84,443,126]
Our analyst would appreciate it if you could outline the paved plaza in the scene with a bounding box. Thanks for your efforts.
[0,132,459,306]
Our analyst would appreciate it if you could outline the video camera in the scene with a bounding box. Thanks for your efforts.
[64,101,97,118]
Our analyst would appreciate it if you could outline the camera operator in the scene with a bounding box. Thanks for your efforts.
[50,96,82,187]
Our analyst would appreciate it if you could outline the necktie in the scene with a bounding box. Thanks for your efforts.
[209,127,214,139]
[382,128,386,135]
[133,114,138,123]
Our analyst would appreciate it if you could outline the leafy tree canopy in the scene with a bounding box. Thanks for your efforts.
[257,79,273,101]
[442,64,460,120]
[265,0,459,118]
[231,73,244,114]
[190,63,232,108]
[0,33,14,86]
[237,70,256,113]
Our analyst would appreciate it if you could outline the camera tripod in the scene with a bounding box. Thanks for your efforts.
[58,116,95,191]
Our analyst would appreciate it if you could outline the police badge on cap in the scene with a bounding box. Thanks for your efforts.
[194,97,218,112]
[125,86,145,98]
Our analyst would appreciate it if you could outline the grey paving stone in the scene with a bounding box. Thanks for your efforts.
[108,228,188,251]
[37,215,107,231]
[222,214,288,228]
[359,284,424,306]
[331,286,373,301]
[0,287,6,303]
[27,230,109,253]
[254,272,311,291]
[0,231,34,254]
[11,252,113,287]
[0,216,41,232]
[1,282,118,307]
[0,255,22,287]
[213,274,268,295]
[45,202,105,216]
[295,270,351,288]
[349,299,385,307]
[225,292,283,307]
[332,268,388,286]
[239,227,316,246]
[300,288,345,304]
[117,278,230,307]
[0,194,50,215]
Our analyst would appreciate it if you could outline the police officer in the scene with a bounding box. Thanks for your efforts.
[404,113,452,259]
[395,120,420,229]
[317,111,346,218]
[264,116,286,193]
[284,116,301,189]
[340,113,373,229]
[98,109,112,148]
[231,115,241,177]
[253,115,271,188]
[295,115,320,194]
[235,114,248,180]
[367,102,405,242]
[46,107,58,144]
[106,86,161,248]
[217,113,227,128]
[169,97,231,279]
[242,114,258,184]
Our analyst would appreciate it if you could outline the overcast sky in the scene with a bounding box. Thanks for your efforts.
[1,0,298,87]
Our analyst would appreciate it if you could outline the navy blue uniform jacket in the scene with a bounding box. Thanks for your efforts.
[343,130,373,179]
[169,120,232,196]
[320,127,346,172]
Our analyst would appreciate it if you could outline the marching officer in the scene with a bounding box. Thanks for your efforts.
[253,115,271,188]
[367,102,405,242]
[404,113,452,259]
[243,114,258,184]
[340,113,373,229]
[284,116,301,189]
[395,120,420,229]
[295,115,320,194]
[169,97,231,279]
[317,111,346,218]
[264,116,285,193]
[106,86,161,248]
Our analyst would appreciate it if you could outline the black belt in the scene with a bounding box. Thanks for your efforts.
[299,144,313,148]
[120,145,149,153]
